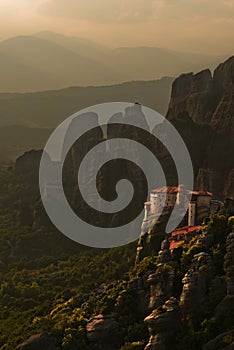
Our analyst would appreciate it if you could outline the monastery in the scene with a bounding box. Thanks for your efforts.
[140,185,212,251]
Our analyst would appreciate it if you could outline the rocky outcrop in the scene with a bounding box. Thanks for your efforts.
[195,168,234,199]
[104,103,150,228]
[223,197,234,215]
[15,149,44,200]
[144,297,182,350]
[224,232,234,295]
[157,238,172,264]
[14,103,150,230]
[167,56,234,130]
[211,56,234,135]
[15,149,43,176]
[146,238,174,310]
[63,111,103,189]
[143,237,178,349]
[147,267,175,311]
[195,168,224,197]
[180,252,215,313]
[16,332,56,350]
[86,314,119,350]
[166,69,214,124]
[128,276,149,317]
[203,331,234,350]
[215,232,234,322]
[223,170,234,199]
[166,56,234,199]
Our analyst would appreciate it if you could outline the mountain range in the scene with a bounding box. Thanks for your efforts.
[0,77,173,161]
[10,56,234,201]
[0,53,233,350]
[0,31,227,92]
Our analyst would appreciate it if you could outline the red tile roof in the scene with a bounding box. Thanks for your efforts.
[151,186,179,194]
[171,225,202,237]
[170,240,184,250]
[192,191,212,196]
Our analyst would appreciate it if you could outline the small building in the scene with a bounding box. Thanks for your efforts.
[169,225,202,250]
[137,185,212,262]
[189,190,212,224]
[143,186,212,229]
[150,186,178,213]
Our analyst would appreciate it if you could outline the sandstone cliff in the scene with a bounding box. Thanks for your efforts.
[166,56,234,198]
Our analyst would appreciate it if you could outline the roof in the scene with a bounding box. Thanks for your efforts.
[151,186,212,197]
[171,225,202,237]
[170,240,184,250]
[151,186,179,194]
[144,201,152,205]
[192,191,212,196]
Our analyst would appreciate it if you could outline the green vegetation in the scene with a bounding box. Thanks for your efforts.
[169,214,234,350]
[0,165,148,349]
[0,213,138,349]
[0,165,233,349]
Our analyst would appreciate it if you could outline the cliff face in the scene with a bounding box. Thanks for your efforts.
[166,56,234,198]
[144,297,182,350]
[211,56,234,134]
[167,69,214,124]
[15,103,150,230]
[180,252,215,313]
[167,56,234,130]
[15,55,234,214]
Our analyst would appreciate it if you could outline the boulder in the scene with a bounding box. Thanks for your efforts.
[16,332,56,350]
[86,314,119,350]
[144,297,182,350]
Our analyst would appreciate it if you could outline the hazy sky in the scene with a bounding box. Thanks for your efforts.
[0,0,233,54]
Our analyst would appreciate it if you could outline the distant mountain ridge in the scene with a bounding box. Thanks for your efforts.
[0,77,173,161]
[0,77,173,128]
[0,31,227,92]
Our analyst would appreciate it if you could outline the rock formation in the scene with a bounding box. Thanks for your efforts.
[143,235,178,349]
[146,238,174,310]
[166,69,214,124]
[128,276,149,317]
[215,231,234,321]
[157,237,172,264]
[202,231,234,350]
[144,297,182,350]
[86,314,119,350]
[16,103,151,230]
[167,56,234,130]
[15,149,43,177]
[180,252,215,313]
[147,268,175,311]
[224,232,234,296]
[16,332,56,350]
[211,56,234,134]
[166,56,234,198]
